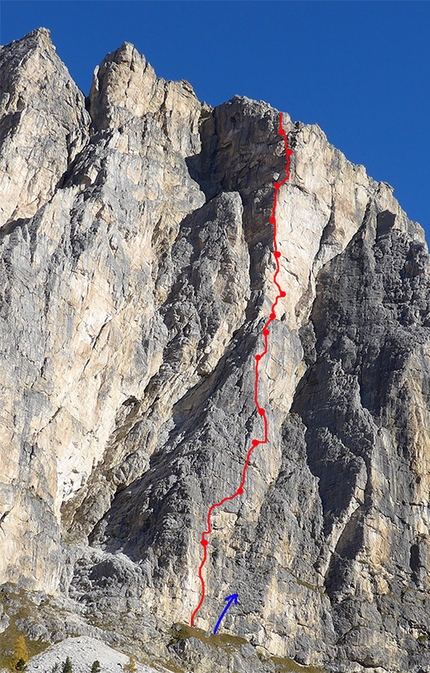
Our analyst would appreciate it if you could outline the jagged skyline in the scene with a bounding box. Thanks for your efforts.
[1,0,429,238]
[2,26,430,670]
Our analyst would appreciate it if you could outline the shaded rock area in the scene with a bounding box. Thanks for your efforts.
[1,27,430,673]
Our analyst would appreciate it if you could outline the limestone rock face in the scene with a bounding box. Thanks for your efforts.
[0,28,90,227]
[1,28,430,673]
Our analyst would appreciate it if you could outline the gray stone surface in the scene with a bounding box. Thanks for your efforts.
[25,636,163,673]
[1,26,430,673]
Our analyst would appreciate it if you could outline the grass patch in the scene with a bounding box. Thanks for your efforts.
[0,586,52,668]
[0,615,49,669]
[271,656,326,673]
[295,578,325,595]
[160,659,187,673]
[169,623,247,653]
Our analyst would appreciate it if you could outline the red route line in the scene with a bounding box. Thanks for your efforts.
[190,112,292,627]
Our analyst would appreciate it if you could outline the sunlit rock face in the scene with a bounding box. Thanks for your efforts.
[1,27,430,673]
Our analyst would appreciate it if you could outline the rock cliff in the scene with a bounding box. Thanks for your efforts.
[1,27,430,673]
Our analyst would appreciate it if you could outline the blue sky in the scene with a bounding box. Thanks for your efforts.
[1,1,429,237]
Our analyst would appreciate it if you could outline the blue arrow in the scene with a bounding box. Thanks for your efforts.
[213,594,238,634]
